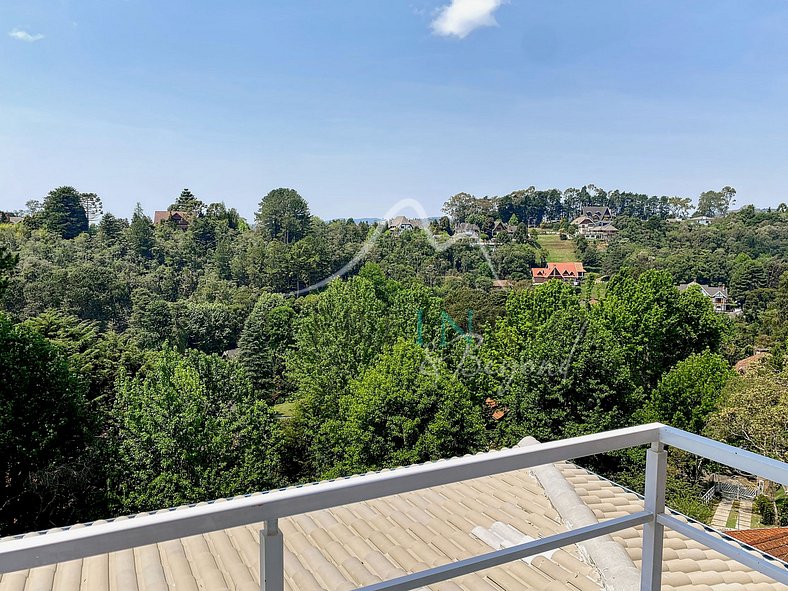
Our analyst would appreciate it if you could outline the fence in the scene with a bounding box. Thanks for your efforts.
[1,423,787,591]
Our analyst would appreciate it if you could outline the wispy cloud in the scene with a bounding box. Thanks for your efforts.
[431,0,505,39]
[8,28,45,42]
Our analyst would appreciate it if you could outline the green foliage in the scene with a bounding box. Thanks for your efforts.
[708,365,788,461]
[643,352,732,434]
[336,340,486,475]
[41,186,89,239]
[480,281,639,445]
[169,189,205,216]
[239,292,295,399]
[0,313,97,534]
[256,188,311,243]
[128,203,155,259]
[696,186,736,218]
[754,494,776,526]
[110,348,282,512]
[0,244,18,298]
[597,270,726,390]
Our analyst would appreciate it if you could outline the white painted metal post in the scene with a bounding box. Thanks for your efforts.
[640,441,667,591]
[260,519,283,591]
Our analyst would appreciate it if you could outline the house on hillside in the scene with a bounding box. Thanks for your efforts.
[154,210,192,230]
[571,214,618,242]
[491,220,516,238]
[454,222,480,240]
[388,215,417,233]
[677,281,730,313]
[583,223,619,242]
[686,216,715,226]
[0,212,22,224]
[531,262,586,286]
[580,206,616,222]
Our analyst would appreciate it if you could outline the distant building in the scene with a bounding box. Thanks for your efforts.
[388,215,415,233]
[0,212,22,224]
[491,220,516,237]
[453,222,480,240]
[154,210,192,230]
[582,223,619,242]
[677,281,729,313]
[531,262,586,286]
[572,213,618,242]
[686,216,714,226]
[580,206,616,222]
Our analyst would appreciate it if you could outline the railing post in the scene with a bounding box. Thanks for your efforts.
[260,519,283,591]
[640,442,667,591]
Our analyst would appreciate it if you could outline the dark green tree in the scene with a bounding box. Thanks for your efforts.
[41,186,89,239]
[255,188,311,243]
[0,313,97,533]
[110,348,283,512]
[337,339,486,475]
[168,189,205,216]
[238,292,295,399]
[128,203,155,259]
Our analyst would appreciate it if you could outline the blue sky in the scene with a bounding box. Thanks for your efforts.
[2,0,788,220]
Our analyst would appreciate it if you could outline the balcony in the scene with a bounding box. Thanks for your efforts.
[1,423,787,590]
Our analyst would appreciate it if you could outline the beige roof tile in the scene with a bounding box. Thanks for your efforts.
[3,461,788,591]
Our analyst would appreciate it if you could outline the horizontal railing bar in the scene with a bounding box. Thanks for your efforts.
[355,511,653,591]
[657,514,788,586]
[659,426,788,486]
[0,423,661,573]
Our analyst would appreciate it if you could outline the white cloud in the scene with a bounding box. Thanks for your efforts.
[431,0,505,39]
[8,28,44,42]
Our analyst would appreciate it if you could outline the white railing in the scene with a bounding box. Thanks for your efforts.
[1,423,787,590]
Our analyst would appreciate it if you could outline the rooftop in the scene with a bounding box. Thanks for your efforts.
[1,424,786,591]
[728,528,788,564]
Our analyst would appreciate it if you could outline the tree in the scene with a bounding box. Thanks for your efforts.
[239,292,295,399]
[479,281,639,445]
[41,186,89,239]
[168,189,205,216]
[337,340,486,475]
[256,188,311,243]
[0,313,98,533]
[642,352,732,434]
[695,186,736,218]
[708,367,788,462]
[128,203,155,259]
[79,192,103,224]
[110,348,283,512]
[0,245,18,298]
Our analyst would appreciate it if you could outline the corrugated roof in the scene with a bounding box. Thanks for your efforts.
[2,459,785,590]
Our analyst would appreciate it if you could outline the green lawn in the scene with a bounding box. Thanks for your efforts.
[272,400,297,419]
[726,500,741,529]
[535,233,579,263]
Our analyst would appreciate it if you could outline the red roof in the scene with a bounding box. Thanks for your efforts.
[531,262,586,278]
[727,528,788,562]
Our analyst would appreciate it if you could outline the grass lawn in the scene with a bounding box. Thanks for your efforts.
[726,500,741,529]
[272,400,297,419]
[536,233,579,263]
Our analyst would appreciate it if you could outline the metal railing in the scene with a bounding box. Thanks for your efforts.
[1,423,787,590]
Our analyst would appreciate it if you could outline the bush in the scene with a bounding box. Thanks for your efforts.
[754,494,775,525]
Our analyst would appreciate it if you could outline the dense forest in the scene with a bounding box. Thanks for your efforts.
[1,184,788,535]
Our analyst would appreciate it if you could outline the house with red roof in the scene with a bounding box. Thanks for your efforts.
[531,262,586,286]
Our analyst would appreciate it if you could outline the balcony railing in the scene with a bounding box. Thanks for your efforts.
[1,423,787,590]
